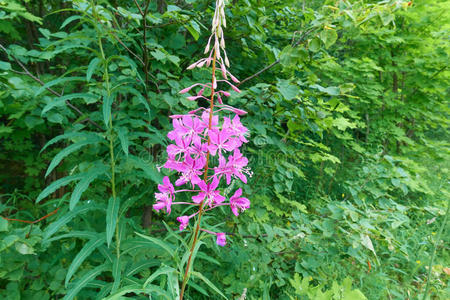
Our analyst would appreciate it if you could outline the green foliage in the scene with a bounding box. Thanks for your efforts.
[0,0,448,299]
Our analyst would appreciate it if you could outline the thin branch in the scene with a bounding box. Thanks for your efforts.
[111,32,144,65]
[238,28,315,87]
[0,43,104,131]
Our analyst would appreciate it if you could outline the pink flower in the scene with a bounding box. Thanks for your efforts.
[153,176,175,214]
[229,188,250,216]
[216,233,226,246]
[177,216,190,231]
[225,149,250,184]
[192,176,225,206]
[175,154,205,187]
[208,129,236,156]
[223,115,249,144]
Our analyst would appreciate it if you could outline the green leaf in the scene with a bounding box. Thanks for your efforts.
[86,57,101,82]
[60,15,83,29]
[184,20,200,40]
[191,271,227,299]
[127,155,163,183]
[117,127,129,156]
[309,37,321,52]
[320,29,338,49]
[135,232,175,257]
[36,173,85,203]
[106,196,120,247]
[0,218,8,231]
[41,131,103,153]
[70,166,108,210]
[103,284,170,300]
[125,259,160,277]
[65,237,106,287]
[103,94,113,127]
[150,49,166,61]
[143,265,176,288]
[35,77,85,96]
[63,264,108,300]
[0,61,11,70]
[45,138,102,177]
[277,80,300,100]
[41,93,98,115]
[111,257,121,293]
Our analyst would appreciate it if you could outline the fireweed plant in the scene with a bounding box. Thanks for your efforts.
[152,0,251,297]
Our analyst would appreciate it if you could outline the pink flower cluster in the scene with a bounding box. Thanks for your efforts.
[153,80,251,247]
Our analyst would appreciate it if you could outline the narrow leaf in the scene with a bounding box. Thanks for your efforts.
[117,127,129,156]
[42,93,98,115]
[106,196,120,247]
[36,173,85,203]
[103,94,113,127]
[135,232,175,257]
[192,271,227,299]
[143,265,176,288]
[70,166,107,210]
[86,57,101,82]
[63,264,108,300]
[65,237,105,287]
[45,138,102,177]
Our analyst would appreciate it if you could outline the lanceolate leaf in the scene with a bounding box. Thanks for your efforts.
[70,165,108,210]
[63,264,109,300]
[103,94,113,127]
[143,265,176,288]
[86,57,101,82]
[65,236,106,287]
[45,137,103,177]
[191,271,227,299]
[117,127,129,156]
[36,173,85,203]
[135,232,175,257]
[40,131,103,153]
[41,93,98,115]
[106,196,120,247]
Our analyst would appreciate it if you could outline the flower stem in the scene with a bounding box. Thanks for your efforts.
[179,48,217,300]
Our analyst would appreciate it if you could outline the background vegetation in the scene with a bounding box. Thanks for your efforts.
[0,0,448,299]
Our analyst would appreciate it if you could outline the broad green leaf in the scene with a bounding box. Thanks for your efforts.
[320,29,338,49]
[65,236,106,287]
[70,165,108,210]
[191,271,227,299]
[63,264,108,300]
[36,173,85,203]
[106,196,120,247]
[277,80,300,100]
[0,61,11,70]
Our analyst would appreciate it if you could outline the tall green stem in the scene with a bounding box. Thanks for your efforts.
[93,0,120,258]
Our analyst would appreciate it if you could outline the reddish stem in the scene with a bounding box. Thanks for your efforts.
[179,49,217,300]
